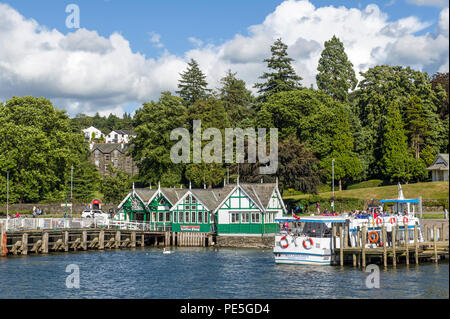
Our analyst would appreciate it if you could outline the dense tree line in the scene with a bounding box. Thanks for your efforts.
[1,36,448,204]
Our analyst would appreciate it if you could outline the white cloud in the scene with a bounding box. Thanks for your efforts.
[0,1,448,117]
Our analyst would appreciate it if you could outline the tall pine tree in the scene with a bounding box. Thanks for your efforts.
[254,38,302,103]
[177,59,210,107]
[316,35,357,102]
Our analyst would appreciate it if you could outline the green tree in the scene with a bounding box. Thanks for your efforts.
[0,96,97,203]
[177,59,210,107]
[404,96,430,159]
[316,35,357,102]
[380,101,412,183]
[132,92,187,186]
[218,70,254,126]
[254,38,302,103]
[100,165,132,203]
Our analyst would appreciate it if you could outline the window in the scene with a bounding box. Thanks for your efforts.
[158,212,163,222]
[95,150,100,158]
[231,213,239,223]
[94,160,99,167]
[105,155,110,161]
[191,211,196,223]
[241,212,249,223]
[178,212,183,223]
[251,212,260,223]
[198,211,203,223]
[191,198,196,204]
[191,205,196,210]
[185,196,190,204]
[173,212,178,223]
[185,211,190,223]
[165,212,170,222]
[113,159,118,167]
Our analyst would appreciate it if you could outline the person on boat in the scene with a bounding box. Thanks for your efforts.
[316,202,320,214]
[15,212,20,218]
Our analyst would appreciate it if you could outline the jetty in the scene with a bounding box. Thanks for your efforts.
[334,222,448,267]
[0,218,214,257]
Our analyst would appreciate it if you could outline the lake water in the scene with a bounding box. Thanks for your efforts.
[0,247,448,299]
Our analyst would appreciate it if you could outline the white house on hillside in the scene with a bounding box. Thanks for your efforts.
[105,129,136,144]
[82,126,105,142]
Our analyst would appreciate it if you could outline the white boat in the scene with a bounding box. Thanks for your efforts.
[273,184,424,265]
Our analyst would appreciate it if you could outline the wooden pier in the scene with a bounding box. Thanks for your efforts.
[334,222,449,267]
[0,223,214,257]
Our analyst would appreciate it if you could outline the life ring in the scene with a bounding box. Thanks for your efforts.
[403,216,409,224]
[376,217,383,225]
[389,217,396,224]
[280,236,289,248]
[368,231,379,243]
[303,238,313,249]
[2,233,7,256]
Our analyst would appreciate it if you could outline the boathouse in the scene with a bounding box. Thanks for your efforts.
[116,180,286,236]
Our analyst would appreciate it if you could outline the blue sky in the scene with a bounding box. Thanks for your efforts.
[0,0,448,116]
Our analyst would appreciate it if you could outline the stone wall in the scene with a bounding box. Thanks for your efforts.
[0,203,119,216]
[216,236,275,249]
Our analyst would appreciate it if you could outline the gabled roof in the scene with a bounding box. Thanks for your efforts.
[91,143,131,154]
[108,129,136,136]
[134,189,158,203]
[160,188,189,206]
[426,153,449,171]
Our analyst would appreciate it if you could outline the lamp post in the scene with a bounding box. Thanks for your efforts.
[6,171,9,219]
[70,165,73,218]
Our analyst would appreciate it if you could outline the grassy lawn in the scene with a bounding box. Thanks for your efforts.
[284,181,449,201]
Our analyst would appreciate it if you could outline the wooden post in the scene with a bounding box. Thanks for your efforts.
[131,231,136,248]
[64,231,69,252]
[362,226,367,268]
[339,226,344,266]
[42,232,49,254]
[356,226,361,268]
[382,225,387,268]
[21,233,28,255]
[141,234,145,247]
[392,226,396,267]
[404,223,409,265]
[115,230,121,249]
[172,232,175,247]
[331,225,336,265]
[433,225,438,263]
[99,230,104,250]
[414,223,419,265]
[441,223,445,241]
[82,230,87,251]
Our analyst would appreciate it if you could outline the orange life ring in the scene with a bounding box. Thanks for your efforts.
[280,236,289,248]
[403,216,409,224]
[303,238,313,249]
[389,217,396,224]
[2,233,7,256]
[376,217,383,225]
[368,231,379,243]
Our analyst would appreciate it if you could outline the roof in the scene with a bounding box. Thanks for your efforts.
[91,143,131,154]
[134,189,158,202]
[108,129,136,136]
[426,153,449,171]
[240,183,278,210]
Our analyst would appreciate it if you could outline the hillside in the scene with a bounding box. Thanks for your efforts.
[283,181,449,201]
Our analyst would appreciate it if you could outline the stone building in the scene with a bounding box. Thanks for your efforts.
[90,143,139,177]
[426,153,449,181]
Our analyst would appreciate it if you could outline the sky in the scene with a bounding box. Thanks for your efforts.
[0,0,448,117]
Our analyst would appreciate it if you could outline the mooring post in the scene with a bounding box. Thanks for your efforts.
[339,226,344,266]
[362,226,367,269]
[99,230,104,250]
[404,222,409,265]
[0,223,4,257]
[141,233,145,247]
[131,231,136,248]
[382,225,387,268]
[441,223,445,241]
[21,233,28,255]
[433,225,438,263]
[42,232,49,254]
[414,223,419,265]
[82,230,87,251]
[392,226,397,267]
[115,230,121,249]
[64,231,69,252]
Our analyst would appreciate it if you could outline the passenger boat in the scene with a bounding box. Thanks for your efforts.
[273,184,424,265]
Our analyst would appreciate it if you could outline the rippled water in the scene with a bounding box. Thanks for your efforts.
[0,247,448,299]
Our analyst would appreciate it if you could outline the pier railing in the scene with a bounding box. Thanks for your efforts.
[0,218,158,232]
